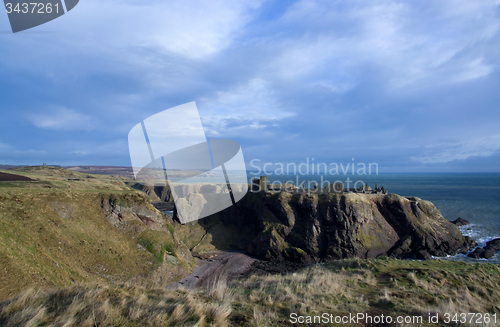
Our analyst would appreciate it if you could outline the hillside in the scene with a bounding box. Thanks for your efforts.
[0,172,34,182]
[1,258,499,326]
[0,167,193,299]
[1,167,496,326]
[0,166,478,298]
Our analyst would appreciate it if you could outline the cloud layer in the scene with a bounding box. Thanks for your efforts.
[0,0,499,171]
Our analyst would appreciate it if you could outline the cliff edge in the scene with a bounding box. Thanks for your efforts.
[199,192,475,262]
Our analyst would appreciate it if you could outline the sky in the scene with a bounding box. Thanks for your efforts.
[1,0,500,172]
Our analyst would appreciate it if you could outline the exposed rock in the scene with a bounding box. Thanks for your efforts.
[167,252,256,290]
[152,201,175,212]
[209,192,475,262]
[138,185,161,201]
[132,183,173,203]
[51,201,76,219]
[101,195,166,232]
[468,238,500,259]
[451,217,470,227]
[165,254,179,265]
[176,242,193,266]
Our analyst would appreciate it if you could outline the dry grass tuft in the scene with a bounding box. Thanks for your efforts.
[0,283,234,327]
[1,258,499,326]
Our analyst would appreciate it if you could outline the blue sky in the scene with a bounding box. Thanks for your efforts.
[1,0,500,172]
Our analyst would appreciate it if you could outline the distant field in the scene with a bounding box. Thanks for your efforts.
[67,165,209,179]
[66,166,136,178]
[0,172,33,182]
[0,166,139,192]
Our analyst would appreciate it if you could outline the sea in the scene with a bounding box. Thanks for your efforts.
[247,173,500,264]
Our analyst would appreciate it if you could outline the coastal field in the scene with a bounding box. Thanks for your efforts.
[0,167,499,326]
[1,258,499,326]
[0,167,191,300]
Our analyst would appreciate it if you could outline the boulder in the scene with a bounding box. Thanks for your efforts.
[468,238,500,259]
[451,217,470,227]
[102,195,166,231]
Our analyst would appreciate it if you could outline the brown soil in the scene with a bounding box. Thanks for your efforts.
[0,172,34,182]
[241,260,307,277]
[166,252,307,290]
[167,252,256,289]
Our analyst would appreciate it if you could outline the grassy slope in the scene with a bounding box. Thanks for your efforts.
[0,166,134,191]
[0,258,499,326]
[1,167,499,326]
[0,167,192,300]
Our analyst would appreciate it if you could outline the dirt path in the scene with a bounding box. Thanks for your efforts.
[166,251,309,290]
[166,252,257,290]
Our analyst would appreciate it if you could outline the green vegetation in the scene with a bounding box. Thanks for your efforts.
[1,167,499,326]
[139,237,177,263]
[0,258,499,326]
[0,167,193,300]
[0,166,134,191]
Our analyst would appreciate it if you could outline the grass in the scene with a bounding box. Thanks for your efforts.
[0,167,139,193]
[0,167,193,300]
[1,167,499,326]
[0,189,172,298]
[0,283,232,327]
[139,237,177,263]
[0,258,499,326]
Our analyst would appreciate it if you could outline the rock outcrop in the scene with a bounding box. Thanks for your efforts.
[102,195,168,232]
[451,217,470,227]
[208,192,475,262]
[132,183,173,203]
[468,238,500,259]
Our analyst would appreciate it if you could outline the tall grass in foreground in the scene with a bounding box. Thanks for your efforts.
[1,258,499,326]
[0,283,232,327]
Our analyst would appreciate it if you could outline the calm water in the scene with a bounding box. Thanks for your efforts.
[249,173,500,264]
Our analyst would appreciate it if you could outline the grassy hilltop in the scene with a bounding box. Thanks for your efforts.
[0,167,499,326]
[0,167,196,300]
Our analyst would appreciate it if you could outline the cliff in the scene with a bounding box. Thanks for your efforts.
[0,167,493,326]
[196,192,475,262]
[0,188,192,300]
[0,166,476,299]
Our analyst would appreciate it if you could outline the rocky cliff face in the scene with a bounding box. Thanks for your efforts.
[210,192,475,262]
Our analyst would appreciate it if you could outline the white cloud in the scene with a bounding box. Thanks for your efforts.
[311,81,354,93]
[449,58,494,83]
[52,0,263,60]
[144,1,263,59]
[411,135,500,163]
[2,0,500,170]
[0,0,264,90]
[27,107,94,131]
[199,78,295,136]
[266,0,500,88]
